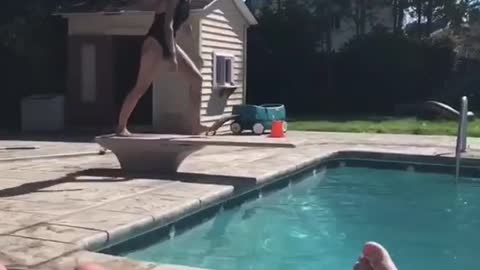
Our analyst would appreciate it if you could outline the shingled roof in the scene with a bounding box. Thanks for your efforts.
[56,0,217,13]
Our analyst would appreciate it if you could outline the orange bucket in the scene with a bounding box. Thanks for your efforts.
[270,120,285,138]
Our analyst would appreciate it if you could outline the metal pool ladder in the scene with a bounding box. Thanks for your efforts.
[455,96,469,182]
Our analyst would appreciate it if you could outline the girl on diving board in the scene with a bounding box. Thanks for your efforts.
[115,0,230,136]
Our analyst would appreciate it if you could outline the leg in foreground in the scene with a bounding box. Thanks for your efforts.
[75,264,107,270]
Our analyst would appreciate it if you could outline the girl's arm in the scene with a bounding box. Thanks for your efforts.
[164,0,180,65]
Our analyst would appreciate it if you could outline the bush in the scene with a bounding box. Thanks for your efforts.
[246,2,325,114]
[246,26,456,115]
[331,30,456,114]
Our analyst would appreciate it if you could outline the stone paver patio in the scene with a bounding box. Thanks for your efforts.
[0,141,102,162]
[1,131,480,270]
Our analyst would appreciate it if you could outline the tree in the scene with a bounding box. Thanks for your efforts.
[392,0,408,34]
[338,0,390,37]
[405,0,480,37]
[425,0,434,35]
[441,0,480,31]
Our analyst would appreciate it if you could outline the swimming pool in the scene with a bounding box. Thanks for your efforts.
[104,160,480,270]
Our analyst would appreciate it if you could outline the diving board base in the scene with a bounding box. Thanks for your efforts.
[95,133,301,173]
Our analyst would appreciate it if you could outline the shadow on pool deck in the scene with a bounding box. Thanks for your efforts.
[82,169,258,189]
[0,171,134,198]
[0,168,256,198]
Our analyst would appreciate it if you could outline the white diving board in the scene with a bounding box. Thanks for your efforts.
[95,133,303,173]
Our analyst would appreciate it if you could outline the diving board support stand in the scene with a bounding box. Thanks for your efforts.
[95,134,301,173]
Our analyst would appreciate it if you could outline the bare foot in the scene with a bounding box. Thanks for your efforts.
[190,123,214,136]
[194,115,239,136]
[115,127,132,137]
[75,263,108,270]
[199,124,215,136]
[354,242,398,270]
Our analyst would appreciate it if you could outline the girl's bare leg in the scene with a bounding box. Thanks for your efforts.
[116,37,163,136]
[176,45,210,134]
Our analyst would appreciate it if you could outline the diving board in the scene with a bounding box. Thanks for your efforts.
[95,133,302,173]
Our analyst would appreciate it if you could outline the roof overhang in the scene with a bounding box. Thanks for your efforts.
[234,0,258,25]
[55,10,204,18]
[202,0,258,25]
[55,0,258,25]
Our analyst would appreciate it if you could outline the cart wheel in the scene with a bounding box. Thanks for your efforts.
[283,121,288,133]
[252,123,265,135]
[230,122,242,135]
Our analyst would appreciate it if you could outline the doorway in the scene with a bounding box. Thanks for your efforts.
[113,36,152,127]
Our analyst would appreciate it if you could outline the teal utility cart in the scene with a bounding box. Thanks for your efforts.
[229,104,287,135]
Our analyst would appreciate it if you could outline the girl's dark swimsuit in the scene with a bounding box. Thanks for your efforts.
[146,0,190,58]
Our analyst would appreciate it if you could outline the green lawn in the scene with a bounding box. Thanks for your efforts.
[287,116,480,137]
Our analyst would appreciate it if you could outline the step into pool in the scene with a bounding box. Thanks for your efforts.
[104,160,480,270]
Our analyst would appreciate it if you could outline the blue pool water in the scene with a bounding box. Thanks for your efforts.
[118,165,480,270]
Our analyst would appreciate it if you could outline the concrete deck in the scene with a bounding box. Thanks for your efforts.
[0,141,102,162]
[1,131,480,270]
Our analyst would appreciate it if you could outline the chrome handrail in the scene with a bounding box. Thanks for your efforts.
[455,96,468,181]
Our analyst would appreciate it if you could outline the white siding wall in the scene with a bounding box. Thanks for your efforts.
[199,0,248,132]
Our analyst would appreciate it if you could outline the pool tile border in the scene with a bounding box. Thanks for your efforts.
[92,185,233,254]
[332,151,480,178]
